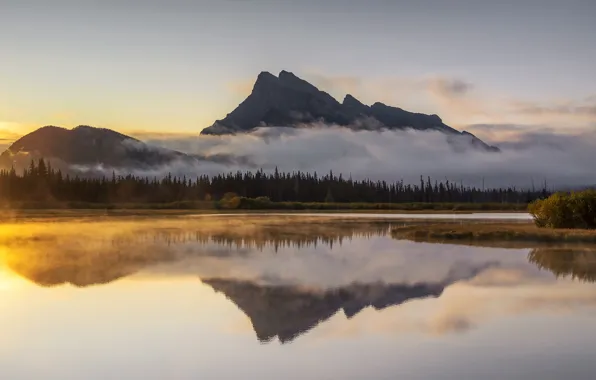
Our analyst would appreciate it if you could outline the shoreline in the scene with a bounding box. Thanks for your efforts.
[392,222,596,244]
[0,208,529,222]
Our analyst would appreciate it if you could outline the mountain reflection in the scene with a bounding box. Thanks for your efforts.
[200,247,596,343]
[204,277,473,343]
[2,218,596,344]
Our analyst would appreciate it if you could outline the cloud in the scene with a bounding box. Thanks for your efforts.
[462,123,594,142]
[306,73,501,126]
[132,125,596,188]
[427,78,473,97]
[512,99,596,118]
[309,268,596,340]
[427,272,596,335]
[299,72,506,127]
[0,126,20,153]
[306,72,476,110]
[4,216,594,340]
[285,72,596,129]
[0,124,23,145]
[505,98,596,128]
[424,77,502,126]
[0,121,25,134]
[6,71,591,189]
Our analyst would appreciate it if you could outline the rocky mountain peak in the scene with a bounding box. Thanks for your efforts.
[342,94,370,118]
[200,70,499,151]
[252,71,279,94]
[278,70,320,93]
[343,94,365,106]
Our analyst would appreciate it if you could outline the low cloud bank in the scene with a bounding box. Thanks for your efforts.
[129,125,596,189]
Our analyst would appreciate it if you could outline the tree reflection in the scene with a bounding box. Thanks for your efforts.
[0,220,393,287]
[528,247,596,283]
[5,219,595,344]
[111,221,392,252]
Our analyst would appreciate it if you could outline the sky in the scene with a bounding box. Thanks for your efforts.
[1,0,595,139]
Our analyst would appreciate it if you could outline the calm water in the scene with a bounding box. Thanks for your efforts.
[0,214,595,380]
[183,212,533,220]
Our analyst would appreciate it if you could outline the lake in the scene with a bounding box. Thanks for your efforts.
[1,214,595,380]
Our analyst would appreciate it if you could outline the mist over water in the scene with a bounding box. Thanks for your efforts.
[1,214,596,379]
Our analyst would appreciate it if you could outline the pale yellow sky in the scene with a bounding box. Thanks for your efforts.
[1,1,595,143]
[2,72,595,143]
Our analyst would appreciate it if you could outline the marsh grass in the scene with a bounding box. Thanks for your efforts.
[392,222,596,244]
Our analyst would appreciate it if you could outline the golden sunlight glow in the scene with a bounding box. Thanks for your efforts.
[0,239,36,290]
[0,120,28,132]
[0,263,23,291]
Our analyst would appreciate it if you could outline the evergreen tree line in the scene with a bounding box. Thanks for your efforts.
[0,159,549,204]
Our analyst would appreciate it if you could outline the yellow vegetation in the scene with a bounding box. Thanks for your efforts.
[392,222,596,244]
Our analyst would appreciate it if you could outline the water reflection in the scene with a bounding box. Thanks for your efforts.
[124,221,391,251]
[206,279,447,343]
[1,216,596,345]
[529,247,596,283]
[0,218,396,287]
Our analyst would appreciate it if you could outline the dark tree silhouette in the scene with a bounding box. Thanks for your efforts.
[0,159,549,205]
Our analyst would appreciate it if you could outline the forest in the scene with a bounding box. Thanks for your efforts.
[0,159,549,207]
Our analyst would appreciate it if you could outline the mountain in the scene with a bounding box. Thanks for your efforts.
[201,70,499,152]
[0,125,195,170]
[204,279,444,343]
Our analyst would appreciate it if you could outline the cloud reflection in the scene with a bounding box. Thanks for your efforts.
[0,216,595,343]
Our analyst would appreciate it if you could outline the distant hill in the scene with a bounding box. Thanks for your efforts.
[201,70,499,152]
[0,125,195,170]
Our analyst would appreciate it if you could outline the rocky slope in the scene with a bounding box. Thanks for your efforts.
[201,70,498,152]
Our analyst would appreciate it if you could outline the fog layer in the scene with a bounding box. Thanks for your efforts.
[135,125,596,189]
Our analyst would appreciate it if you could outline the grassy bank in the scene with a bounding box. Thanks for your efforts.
[0,200,528,212]
[392,222,596,244]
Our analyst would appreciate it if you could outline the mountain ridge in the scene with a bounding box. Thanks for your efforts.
[201,70,498,152]
[0,71,499,171]
[0,124,195,170]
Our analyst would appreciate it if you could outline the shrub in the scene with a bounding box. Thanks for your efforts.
[529,190,596,229]
[221,192,238,201]
[217,192,241,209]
[569,190,596,228]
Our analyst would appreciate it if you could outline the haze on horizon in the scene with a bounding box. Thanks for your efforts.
[1,0,595,141]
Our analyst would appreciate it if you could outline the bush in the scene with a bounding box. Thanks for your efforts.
[217,192,241,209]
[529,190,596,229]
[570,190,596,228]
